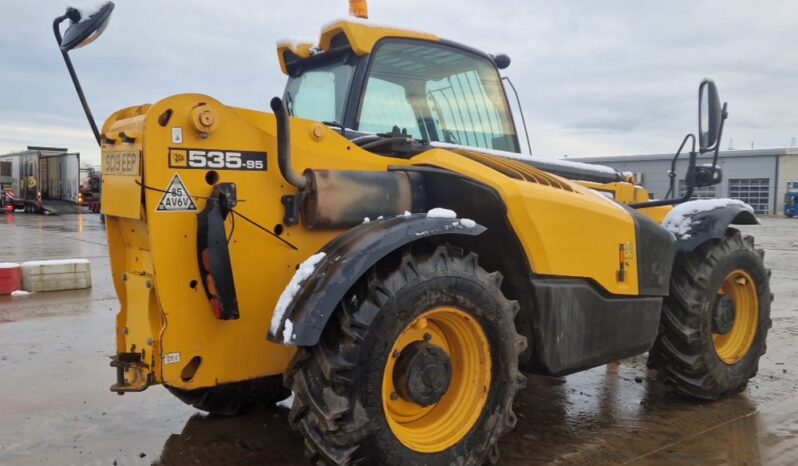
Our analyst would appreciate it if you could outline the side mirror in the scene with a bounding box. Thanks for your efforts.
[492,54,511,70]
[59,2,115,52]
[693,164,723,187]
[698,79,722,153]
[53,2,115,147]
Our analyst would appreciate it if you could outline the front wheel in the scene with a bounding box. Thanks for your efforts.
[286,243,527,465]
[648,228,772,399]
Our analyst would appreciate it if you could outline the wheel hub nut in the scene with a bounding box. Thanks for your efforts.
[712,295,736,335]
[392,341,452,407]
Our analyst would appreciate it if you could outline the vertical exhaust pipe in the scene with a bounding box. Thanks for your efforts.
[270,97,307,190]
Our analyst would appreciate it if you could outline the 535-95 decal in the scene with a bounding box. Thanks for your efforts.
[169,149,267,171]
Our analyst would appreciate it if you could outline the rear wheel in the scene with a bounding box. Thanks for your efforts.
[286,243,526,465]
[648,228,772,399]
[167,375,289,416]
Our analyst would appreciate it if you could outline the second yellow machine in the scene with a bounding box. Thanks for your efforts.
[53,2,772,465]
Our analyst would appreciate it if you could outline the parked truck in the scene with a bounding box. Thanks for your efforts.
[79,166,102,212]
[785,182,798,217]
[0,146,81,213]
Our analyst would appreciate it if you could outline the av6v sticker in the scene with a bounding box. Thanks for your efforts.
[156,174,197,212]
[169,148,267,171]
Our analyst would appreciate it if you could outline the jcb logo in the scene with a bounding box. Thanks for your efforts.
[168,148,267,171]
[170,149,188,167]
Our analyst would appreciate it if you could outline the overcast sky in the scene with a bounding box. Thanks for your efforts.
[2,0,797,165]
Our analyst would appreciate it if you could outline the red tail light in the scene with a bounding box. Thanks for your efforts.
[209,297,223,320]
[201,247,225,320]
[202,248,211,271]
[206,274,218,296]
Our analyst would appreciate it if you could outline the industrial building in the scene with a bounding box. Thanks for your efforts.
[571,148,798,215]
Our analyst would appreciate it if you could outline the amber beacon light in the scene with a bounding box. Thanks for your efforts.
[349,0,368,18]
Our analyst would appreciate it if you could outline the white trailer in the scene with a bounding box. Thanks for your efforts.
[0,146,80,213]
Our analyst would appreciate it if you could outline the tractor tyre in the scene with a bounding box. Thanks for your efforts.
[285,243,527,466]
[167,375,290,416]
[648,228,772,399]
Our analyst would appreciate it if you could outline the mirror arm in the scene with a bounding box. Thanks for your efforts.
[52,14,67,43]
[53,15,101,147]
[664,133,694,198]
[631,134,696,209]
[710,102,728,169]
[501,76,532,154]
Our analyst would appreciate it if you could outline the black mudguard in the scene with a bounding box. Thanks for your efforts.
[268,214,486,346]
[626,206,676,296]
[667,202,759,251]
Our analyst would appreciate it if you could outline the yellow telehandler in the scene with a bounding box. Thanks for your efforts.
[52,2,772,464]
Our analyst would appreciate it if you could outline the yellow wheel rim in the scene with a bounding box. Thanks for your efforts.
[382,306,491,453]
[712,270,759,364]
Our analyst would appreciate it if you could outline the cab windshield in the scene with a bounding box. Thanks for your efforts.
[285,39,519,153]
[359,40,518,152]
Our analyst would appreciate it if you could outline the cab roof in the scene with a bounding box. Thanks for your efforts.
[276,19,439,74]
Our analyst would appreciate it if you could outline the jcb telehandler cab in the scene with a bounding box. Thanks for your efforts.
[53,2,771,464]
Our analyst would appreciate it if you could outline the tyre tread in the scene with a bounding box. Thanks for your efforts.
[649,229,771,399]
[286,244,525,465]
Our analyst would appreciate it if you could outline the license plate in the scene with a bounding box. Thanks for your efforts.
[104,151,141,176]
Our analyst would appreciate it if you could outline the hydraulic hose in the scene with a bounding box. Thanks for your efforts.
[270,97,308,190]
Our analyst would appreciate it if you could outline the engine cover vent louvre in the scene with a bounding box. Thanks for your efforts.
[452,149,574,192]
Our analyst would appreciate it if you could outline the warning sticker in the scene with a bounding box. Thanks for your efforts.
[156,174,197,212]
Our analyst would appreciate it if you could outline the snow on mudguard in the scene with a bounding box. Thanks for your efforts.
[268,213,485,346]
[662,199,759,251]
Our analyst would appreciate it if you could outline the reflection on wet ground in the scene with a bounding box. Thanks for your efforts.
[154,343,798,466]
[1,213,798,465]
[157,407,304,465]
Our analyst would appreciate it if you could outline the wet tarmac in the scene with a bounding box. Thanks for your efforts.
[1,212,797,465]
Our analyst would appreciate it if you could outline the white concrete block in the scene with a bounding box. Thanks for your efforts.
[20,259,92,292]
